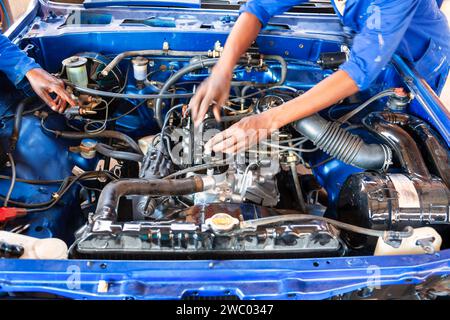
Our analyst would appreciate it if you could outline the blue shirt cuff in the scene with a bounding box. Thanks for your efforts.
[13,60,40,86]
[339,60,369,91]
[239,1,272,28]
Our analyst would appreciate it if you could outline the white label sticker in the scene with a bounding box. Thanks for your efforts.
[389,174,420,209]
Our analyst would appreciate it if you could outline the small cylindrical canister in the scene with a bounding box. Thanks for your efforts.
[132,56,149,82]
[62,56,89,88]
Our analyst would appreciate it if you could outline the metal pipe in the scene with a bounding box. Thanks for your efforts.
[238,55,288,89]
[337,89,396,123]
[241,211,414,244]
[155,58,219,128]
[155,55,287,128]
[67,83,194,100]
[375,112,450,188]
[3,153,15,207]
[240,57,289,105]
[100,49,211,78]
[363,112,432,180]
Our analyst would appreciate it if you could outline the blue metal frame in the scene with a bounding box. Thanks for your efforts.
[0,250,449,299]
[0,0,449,300]
[83,0,201,9]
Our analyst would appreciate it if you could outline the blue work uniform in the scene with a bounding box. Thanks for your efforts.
[0,33,40,86]
[241,0,450,93]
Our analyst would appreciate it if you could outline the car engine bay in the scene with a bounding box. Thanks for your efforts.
[0,5,449,265]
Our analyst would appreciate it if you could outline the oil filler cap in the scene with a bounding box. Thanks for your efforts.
[205,213,239,234]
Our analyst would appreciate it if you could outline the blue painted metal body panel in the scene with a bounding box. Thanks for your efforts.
[0,0,448,300]
[84,0,201,9]
[0,250,449,299]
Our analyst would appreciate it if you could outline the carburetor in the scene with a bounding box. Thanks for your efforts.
[193,156,280,207]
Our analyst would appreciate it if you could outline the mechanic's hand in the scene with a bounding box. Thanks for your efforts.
[189,68,233,127]
[26,68,76,113]
[205,111,280,154]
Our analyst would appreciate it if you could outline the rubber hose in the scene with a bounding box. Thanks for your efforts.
[10,96,36,151]
[295,114,392,170]
[53,130,143,155]
[95,143,144,162]
[94,176,206,221]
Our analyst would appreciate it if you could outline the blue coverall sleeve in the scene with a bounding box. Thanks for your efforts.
[0,33,40,86]
[240,0,308,28]
[339,0,420,90]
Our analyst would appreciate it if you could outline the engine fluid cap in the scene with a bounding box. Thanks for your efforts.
[62,56,88,68]
[205,213,239,233]
[80,139,98,159]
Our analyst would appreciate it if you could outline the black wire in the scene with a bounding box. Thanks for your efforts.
[24,174,90,213]
[308,157,334,169]
[0,176,72,208]
[0,175,65,184]
[40,101,146,150]
[0,171,117,210]
[106,99,147,123]
[0,102,45,122]
[3,153,16,207]
[27,171,118,213]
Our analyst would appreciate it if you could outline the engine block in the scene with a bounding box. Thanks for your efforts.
[74,203,343,259]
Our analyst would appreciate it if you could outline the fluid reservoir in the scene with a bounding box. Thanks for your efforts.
[132,56,149,82]
[0,231,68,259]
[62,56,89,88]
[374,227,442,256]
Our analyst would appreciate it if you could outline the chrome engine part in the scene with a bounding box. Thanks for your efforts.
[132,135,282,218]
[192,159,280,207]
[74,203,343,259]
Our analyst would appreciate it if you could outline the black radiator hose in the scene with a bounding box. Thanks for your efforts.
[294,114,392,170]
[94,176,211,221]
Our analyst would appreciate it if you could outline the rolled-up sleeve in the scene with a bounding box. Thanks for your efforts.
[240,0,307,28]
[340,0,420,90]
[0,34,40,86]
